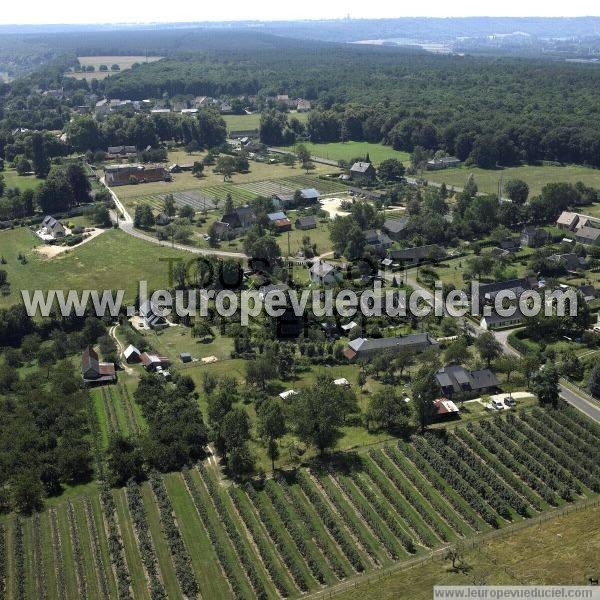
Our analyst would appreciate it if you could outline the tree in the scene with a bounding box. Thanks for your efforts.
[411,367,439,432]
[256,398,286,471]
[11,472,44,514]
[221,407,251,456]
[16,157,31,175]
[31,131,50,178]
[495,355,519,383]
[377,158,405,182]
[224,193,234,215]
[163,194,176,216]
[65,116,102,152]
[504,179,529,204]
[531,362,560,407]
[66,164,91,203]
[589,364,600,398]
[192,161,204,177]
[295,144,311,166]
[444,542,465,571]
[444,338,471,365]
[215,155,236,181]
[289,375,357,455]
[366,389,410,433]
[106,435,145,486]
[134,204,155,229]
[35,167,75,214]
[475,331,502,366]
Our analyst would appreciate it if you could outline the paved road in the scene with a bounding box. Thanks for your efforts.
[559,384,600,422]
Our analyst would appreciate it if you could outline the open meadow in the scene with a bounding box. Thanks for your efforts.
[224,111,309,133]
[65,55,163,80]
[279,141,411,165]
[2,167,44,192]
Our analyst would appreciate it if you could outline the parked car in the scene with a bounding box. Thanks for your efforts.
[503,396,516,408]
[491,398,505,410]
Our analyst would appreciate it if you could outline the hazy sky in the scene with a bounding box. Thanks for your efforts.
[1,0,599,24]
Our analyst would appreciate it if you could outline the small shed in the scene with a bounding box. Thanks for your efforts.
[123,345,141,363]
[180,352,192,363]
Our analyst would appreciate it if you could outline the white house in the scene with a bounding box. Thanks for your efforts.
[309,261,341,285]
[37,216,67,241]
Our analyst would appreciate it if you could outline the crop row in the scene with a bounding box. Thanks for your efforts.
[540,409,600,460]
[399,443,483,531]
[0,524,5,600]
[49,508,67,600]
[229,486,293,597]
[370,449,446,545]
[313,472,381,563]
[276,475,347,580]
[381,446,470,536]
[444,433,529,517]
[101,387,122,437]
[83,496,110,600]
[560,406,600,438]
[32,513,48,600]
[181,468,247,599]
[413,437,500,527]
[148,473,199,599]
[125,481,166,600]
[520,411,600,489]
[99,483,132,600]
[13,518,25,600]
[296,471,365,573]
[492,417,581,499]
[244,481,311,592]
[67,501,89,599]
[457,427,543,512]
[197,464,268,598]
[263,479,328,584]
[117,384,141,435]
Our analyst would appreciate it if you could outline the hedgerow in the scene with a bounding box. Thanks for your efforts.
[67,501,89,599]
[32,513,48,600]
[0,523,5,600]
[49,509,68,600]
[13,518,25,600]
[83,496,110,600]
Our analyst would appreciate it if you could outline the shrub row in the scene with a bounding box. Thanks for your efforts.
[494,417,580,499]
[148,473,198,599]
[276,476,347,580]
[350,468,418,553]
[244,482,310,592]
[83,496,110,600]
[98,483,132,600]
[125,481,166,600]
[32,513,48,600]
[381,446,470,536]
[445,433,530,517]
[296,471,365,573]
[508,414,597,493]
[66,502,88,600]
[118,384,141,435]
[13,518,25,600]
[467,421,558,509]
[0,523,5,600]
[413,437,500,528]
[197,465,268,598]
[476,420,561,505]
[313,472,381,563]
[228,487,292,597]
[49,509,68,600]
[181,468,246,599]
[331,472,403,560]
[399,443,482,530]
[561,406,600,438]
[372,449,447,544]
[523,411,600,488]
[547,408,600,453]
[457,427,542,512]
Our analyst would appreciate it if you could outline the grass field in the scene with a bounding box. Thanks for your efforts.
[2,168,44,192]
[425,164,600,197]
[0,227,189,307]
[4,405,599,599]
[65,55,162,80]
[279,141,411,165]
[224,111,309,133]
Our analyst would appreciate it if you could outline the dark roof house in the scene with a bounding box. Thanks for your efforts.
[82,347,116,385]
[221,206,257,231]
[350,162,376,180]
[388,245,445,265]
[382,217,408,240]
[436,365,499,397]
[344,333,438,361]
[295,215,317,230]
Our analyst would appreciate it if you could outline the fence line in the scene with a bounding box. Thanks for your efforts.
[306,495,600,599]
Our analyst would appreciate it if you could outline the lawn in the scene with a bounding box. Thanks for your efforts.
[278,141,411,165]
[65,55,162,80]
[425,163,600,197]
[337,502,600,599]
[2,168,44,192]
[0,227,190,308]
[223,111,309,132]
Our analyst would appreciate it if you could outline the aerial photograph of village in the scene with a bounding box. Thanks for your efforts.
[0,5,600,600]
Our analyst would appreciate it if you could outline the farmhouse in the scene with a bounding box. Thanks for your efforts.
[37,215,66,241]
[221,206,257,232]
[267,211,292,232]
[577,284,598,302]
[575,225,600,245]
[364,229,393,249]
[556,211,580,230]
[435,365,499,398]
[299,188,320,203]
[477,277,538,307]
[549,253,585,272]
[107,145,137,157]
[123,345,141,363]
[296,99,312,112]
[388,244,445,266]
[139,352,171,372]
[309,260,341,285]
[81,347,116,385]
[104,163,168,186]
[480,307,526,330]
[139,300,169,329]
[295,215,317,230]
[344,333,438,362]
[350,161,376,181]
[382,217,408,241]
[520,226,548,248]
[426,156,461,170]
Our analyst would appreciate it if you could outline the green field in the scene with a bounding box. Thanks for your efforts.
[425,163,600,197]
[223,111,309,132]
[0,227,189,307]
[4,405,599,599]
[279,141,411,165]
[2,168,44,192]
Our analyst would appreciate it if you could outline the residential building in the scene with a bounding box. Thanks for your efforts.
[480,308,526,330]
[388,244,445,266]
[575,225,600,245]
[549,253,585,272]
[500,237,521,252]
[364,229,393,249]
[267,211,292,232]
[382,217,408,241]
[124,345,141,363]
[520,226,548,248]
[37,216,66,241]
[309,260,341,285]
[577,285,598,302]
[426,156,461,170]
[556,211,580,230]
[139,352,171,372]
[296,99,312,112]
[139,300,169,329]
[435,365,500,398]
[477,277,538,308]
[295,215,317,230]
[221,206,257,232]
[344,333,439,362]
[299,188,320,203]
[104,164,167,186]
[350,161,376,181]
[107,145,137,157]
[82,347,116,385]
